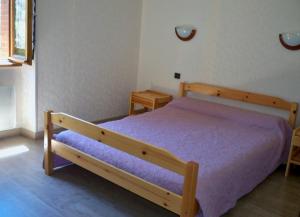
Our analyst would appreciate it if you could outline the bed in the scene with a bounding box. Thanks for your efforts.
[44,82,298,217]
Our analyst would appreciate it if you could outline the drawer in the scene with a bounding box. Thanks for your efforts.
[131,95,154,108]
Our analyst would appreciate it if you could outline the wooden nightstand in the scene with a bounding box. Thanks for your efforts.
[285,128,300,176]
[129,90,173,115]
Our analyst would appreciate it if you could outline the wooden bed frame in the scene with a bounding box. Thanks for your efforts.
[44,82,298,217]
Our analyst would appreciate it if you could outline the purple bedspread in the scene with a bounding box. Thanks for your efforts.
[54,98,292,217]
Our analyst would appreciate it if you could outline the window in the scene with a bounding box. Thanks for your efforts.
[0,0,9,59]
[0,0,32,65]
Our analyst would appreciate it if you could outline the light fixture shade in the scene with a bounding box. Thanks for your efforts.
[279,32,300,50]
[175,25,196,41]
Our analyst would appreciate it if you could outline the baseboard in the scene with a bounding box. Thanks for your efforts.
[0,128,21,139]
[20,128,39,140]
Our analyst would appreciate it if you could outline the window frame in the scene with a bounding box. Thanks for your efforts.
[7,0,32,65]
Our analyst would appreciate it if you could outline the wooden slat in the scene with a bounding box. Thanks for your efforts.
[51,113,187,175]
[181,162,199,217]
[52,140,183,214]
[180,82,298,129]
[44,111,53,175]
[290,160,300,166]
[183,82,292,111]
[290,145,300,166]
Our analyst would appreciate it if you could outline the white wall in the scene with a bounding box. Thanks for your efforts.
[36,0,142,131]
[0,65,36,132]
[0,86,15,130]
[20,63,36,132]
[0,68,20,130]
[3,0,299,133]
[138,0,300,121]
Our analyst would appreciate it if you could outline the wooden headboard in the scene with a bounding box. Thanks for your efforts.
[179,82,298,129]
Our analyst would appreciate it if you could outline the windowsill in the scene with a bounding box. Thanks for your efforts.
[0,59,22,67]
[9,56,32,66]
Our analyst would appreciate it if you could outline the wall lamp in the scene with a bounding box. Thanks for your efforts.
[279,32,300,51]
[175,25,197,41]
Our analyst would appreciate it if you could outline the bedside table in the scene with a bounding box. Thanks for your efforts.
[129,90,173,115]
[285,127,300,176]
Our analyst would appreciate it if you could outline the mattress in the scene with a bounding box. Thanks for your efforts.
[54,97,292,217]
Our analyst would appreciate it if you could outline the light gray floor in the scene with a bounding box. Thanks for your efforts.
[0,136,299,217]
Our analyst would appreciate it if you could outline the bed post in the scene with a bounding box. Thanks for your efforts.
[44,110,54,176]
[181,161,199,217]
[179,82,187,97]
[289,103,298,129]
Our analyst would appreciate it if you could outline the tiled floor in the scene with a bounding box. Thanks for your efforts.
[0,136,299,217]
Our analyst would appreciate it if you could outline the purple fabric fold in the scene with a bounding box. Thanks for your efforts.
[53,98,292,217]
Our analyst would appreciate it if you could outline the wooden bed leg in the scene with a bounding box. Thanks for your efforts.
[179,82,187,97]
[285,130,296,177]
[181,161,199,217]
[289,103,298,129]
[44,111,54,176]
[129,95,134,115]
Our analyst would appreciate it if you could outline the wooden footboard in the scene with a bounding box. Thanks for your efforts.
[44,111,200,217]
